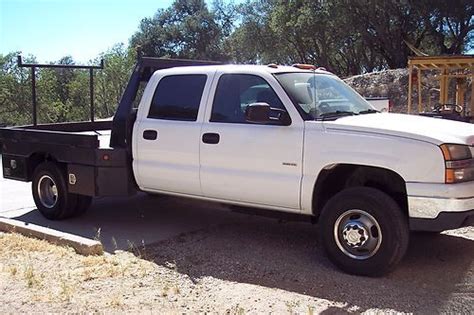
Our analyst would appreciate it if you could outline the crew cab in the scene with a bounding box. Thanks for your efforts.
[1,58,473,276]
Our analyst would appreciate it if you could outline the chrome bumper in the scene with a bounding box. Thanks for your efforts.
[407,181,474,231]
[407,181,474,219]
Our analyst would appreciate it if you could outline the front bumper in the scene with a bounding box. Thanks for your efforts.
[407,181,474,231]
[409,210,474,232]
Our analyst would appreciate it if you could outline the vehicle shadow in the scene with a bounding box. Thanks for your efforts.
[12,195,474,313]
[12,193,243,251]
[143,214,474,314]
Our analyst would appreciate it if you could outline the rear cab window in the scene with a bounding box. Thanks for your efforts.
[148,74,207,121]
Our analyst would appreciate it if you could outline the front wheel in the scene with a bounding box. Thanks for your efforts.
[319,187,409,277]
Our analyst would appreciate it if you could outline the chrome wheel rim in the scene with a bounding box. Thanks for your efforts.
[37,175,58,208]
[334,209,382,260]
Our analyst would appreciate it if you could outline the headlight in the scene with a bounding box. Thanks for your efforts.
[439,144,474,183]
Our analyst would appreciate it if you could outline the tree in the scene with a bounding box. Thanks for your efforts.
[415,0,474,54]
[228,0,473,75]
[94,44,136,118]
[0,53,36,125]
[130,0,232,60]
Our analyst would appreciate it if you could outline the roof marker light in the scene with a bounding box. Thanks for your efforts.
[292,64,317,70]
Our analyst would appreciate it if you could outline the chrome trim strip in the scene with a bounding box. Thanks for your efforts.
[408,195,474,200]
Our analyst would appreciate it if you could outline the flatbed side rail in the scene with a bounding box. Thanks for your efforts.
[21,120,112,132]
[0,128,100,148]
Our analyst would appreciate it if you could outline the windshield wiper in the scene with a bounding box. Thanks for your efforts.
[317,111,358,120]
[358,109,379,114]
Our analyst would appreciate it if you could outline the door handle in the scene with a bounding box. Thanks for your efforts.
[143,130,158,140]
[202,133,220,144]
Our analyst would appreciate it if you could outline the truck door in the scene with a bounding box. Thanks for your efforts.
[199,72,304,210]
[133,72,211,195]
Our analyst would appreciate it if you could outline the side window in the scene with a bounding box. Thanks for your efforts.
[148,74,207,121]
[211,74,286,123]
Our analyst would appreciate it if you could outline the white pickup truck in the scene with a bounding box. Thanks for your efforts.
[1,58,473,276]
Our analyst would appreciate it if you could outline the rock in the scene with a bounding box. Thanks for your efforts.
[345,68,473,115]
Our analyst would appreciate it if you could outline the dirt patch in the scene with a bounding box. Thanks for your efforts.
[0,216,473,313]
[0,231,342,313]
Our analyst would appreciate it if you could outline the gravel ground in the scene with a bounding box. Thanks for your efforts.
[0,213,473,314]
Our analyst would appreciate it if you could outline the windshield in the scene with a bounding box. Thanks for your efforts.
[275,72,375,120]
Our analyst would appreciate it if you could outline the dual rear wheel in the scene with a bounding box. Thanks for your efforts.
[32,162,91,220]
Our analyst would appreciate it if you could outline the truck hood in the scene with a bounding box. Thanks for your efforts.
[322,113,474,146]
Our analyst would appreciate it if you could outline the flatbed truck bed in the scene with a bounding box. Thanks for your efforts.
[0,120,132,197]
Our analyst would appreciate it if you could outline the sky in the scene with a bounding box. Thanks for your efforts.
[0,0,177,63]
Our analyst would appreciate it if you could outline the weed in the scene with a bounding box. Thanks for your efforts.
[82,268,94,281]
[94,228,102,242]
[228,304,245,315]
[140,239,148,260]
[24,265,37,288]
[111,236,118,251]
[127,240,137,254]
[161,285,170,297]
[285,300,300,314]
[109,294,123,308]
[9,265,18,276]
[172,286,181,295]
[59,278,73,302]
[82,255,106,267]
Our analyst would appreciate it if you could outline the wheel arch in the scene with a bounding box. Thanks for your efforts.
[312,164,408,222]
[27,152,61,180]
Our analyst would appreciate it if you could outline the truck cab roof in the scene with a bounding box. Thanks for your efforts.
[153,64,334,76]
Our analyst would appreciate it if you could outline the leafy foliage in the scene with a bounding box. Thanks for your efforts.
[225,0,473,75]
[130,0,233,60]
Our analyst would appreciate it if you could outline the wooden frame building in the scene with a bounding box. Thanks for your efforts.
[407,55,474,115]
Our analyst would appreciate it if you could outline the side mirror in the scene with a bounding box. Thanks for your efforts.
[245,102,271,123]
[245,102,291,125]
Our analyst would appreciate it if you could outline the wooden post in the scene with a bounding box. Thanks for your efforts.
[471,70,474,116]
[455,78,466,115]
[439,68,446,104]
[408,64,413,113]
[442,68,449,104]
[417,68,422,113]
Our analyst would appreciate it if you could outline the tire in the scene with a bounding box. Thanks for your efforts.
[74,195,92,216]
[32,162,78,220]
[319,187,409,277]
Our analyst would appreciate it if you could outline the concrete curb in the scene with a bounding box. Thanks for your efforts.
[0,217,103,255]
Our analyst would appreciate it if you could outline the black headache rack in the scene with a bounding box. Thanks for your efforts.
[110,57,222,148]
[16,55,105,126]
